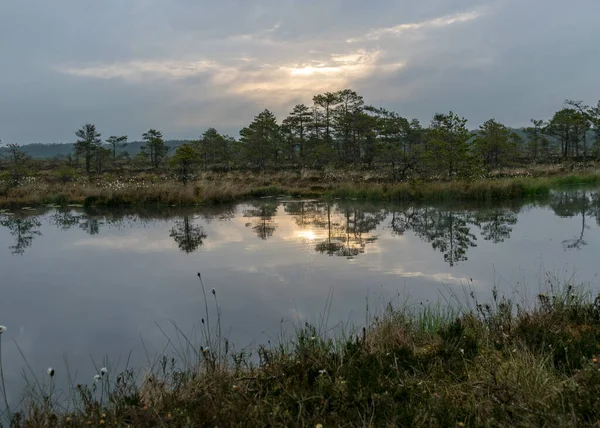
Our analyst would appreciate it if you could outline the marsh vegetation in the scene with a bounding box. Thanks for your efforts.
[2,277,600,427]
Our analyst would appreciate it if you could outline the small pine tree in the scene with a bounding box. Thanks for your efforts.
[169,143,200,184]
[141,129,169,170]
[74,124,102,174]
[424,112,478,178]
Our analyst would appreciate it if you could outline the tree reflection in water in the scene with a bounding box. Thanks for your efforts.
[550,190,600,250]
[285,201,385,259]
[170,216,207,253]
[243,202,278,240]
[2,192,600,262]
[0,213,42,255]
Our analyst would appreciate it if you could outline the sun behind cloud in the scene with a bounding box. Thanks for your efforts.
[54,9,481,108]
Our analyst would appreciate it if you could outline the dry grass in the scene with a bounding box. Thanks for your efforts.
[0,167,599,208]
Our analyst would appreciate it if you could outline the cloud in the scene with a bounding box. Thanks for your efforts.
[52,6,483,113]
[58,49,403,105]
[347,10,483,42]
[227,23,282,44]
[233,50,403,102]
[384,267,482,287]
[2,0,600,143]
[59,60,220,80]
[73,236,176,251]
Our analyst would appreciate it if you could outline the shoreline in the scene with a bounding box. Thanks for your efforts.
[1,170,599,209]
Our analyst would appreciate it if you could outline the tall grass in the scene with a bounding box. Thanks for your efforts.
[0,327,10,423]
[2,276,600,427]
[1,170,599,208]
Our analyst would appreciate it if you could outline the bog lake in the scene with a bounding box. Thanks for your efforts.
[1,188,599,400]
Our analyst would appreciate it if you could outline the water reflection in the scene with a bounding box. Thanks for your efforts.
[243,201,278,240]
[550,190,600,250]
[1,190,600,264]
[474,209,519,244]
[50,210,84,231]
[170,216,207,253]
[425,211,477,267]
[0,213,42,254]
[285,201,384,258]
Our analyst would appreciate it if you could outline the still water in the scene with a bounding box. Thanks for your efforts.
[1,189,600,400]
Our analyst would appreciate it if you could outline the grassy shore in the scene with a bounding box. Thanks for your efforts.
[1,167,600,208]
[5,280,600,427]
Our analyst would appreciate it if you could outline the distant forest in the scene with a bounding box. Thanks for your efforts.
[0,140,191,159]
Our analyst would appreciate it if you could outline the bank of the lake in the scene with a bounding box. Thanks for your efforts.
[1,170,600,208]
[7,281,600,427]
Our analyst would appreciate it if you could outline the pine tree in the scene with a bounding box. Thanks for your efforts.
[424,112,477,178]
[474,119,517,170]
[74,124,102,174]
[196,128,230,170]
[106,135,128,160]
[170,143,201,184]
[282,104,312,163]
[141,129,168,169]
[240,110,281,170]
[525,119,550,161]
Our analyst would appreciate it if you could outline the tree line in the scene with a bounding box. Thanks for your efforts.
[2,90,600,184]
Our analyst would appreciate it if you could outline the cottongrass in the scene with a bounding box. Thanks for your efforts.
[1,168,599,208]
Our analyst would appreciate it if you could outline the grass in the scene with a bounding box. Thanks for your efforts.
[329,177,553,201]
[0,167,599,208]
[3,277,600,427]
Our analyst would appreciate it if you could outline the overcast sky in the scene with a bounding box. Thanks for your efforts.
[1,0,599,144]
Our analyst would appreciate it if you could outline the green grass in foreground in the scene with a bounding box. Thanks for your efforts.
[4,277,600,427]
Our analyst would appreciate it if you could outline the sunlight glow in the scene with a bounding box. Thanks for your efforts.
[281,49,382,80]
[288,66,342,76]
[58,47,400,105]
[296,230,318,241]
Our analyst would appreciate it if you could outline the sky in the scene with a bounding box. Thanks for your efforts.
[1,0,599,144]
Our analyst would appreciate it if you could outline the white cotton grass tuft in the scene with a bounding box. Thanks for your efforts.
[0,325,6,335]
[100,367,108,376]
[47,367,55,377]
[94,374,101,382]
